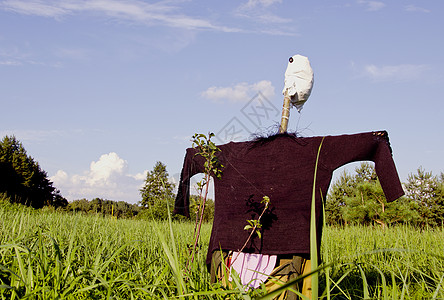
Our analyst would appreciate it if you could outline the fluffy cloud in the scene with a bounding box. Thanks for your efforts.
[201,80,275,103]
[87,152,127,186]
[50,152,147,204]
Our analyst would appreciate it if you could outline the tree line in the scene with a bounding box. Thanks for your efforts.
[326,162,444,228]
[1,135,443,227]
[0,135,212,221]
[66,198,141,218]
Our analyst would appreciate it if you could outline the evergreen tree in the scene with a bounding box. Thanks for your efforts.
[404,167,444,227]
[342,179,418,228]
[0,135,67,208]
[325,170,354,226]
[139,161,174,211]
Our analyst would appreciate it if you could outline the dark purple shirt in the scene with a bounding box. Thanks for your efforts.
[174,131,405,264]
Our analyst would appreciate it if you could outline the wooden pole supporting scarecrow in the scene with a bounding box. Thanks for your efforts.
[279,90,292,133]
[276,54,314,299]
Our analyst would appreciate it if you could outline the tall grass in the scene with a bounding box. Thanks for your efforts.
[321,225,444,299]
[0,201,211,299]
[0,201,443,299]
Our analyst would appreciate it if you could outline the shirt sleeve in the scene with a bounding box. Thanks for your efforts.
[173,147,205,217]
[319,131,404,202]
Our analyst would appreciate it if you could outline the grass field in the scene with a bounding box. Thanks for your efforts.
[0,201,443,299]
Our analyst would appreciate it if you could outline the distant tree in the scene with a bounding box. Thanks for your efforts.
[342,180,419,228]
[114,200,140,218]
[326,164,378,226]
[139,161,174,208]
[67,198,141,218]
[326,162,419,227]
[67,198,90,213]
[0,135,67,208]
[53,191,69,209]
[325,171,354,226]
[342,164,387,226]
[189,195,215,223]
[404,167,444,227]
[136,198,172,220]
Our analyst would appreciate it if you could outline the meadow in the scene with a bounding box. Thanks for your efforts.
[0,201,443,299]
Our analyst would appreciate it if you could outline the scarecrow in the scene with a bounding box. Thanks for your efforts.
[174,55,404,299]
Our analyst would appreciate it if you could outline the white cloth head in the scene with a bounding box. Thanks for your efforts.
[282,54,314,112]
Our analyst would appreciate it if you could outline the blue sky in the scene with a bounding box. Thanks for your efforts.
[1,0,443,204]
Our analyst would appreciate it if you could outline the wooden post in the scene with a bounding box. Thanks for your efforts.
[279,90,291,133]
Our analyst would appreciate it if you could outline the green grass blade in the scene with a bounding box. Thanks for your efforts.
[258,263,331,300]
[228,269,252,300]
[13,246,28,289]
[356,263,370,299]
[310,136,324,299]
[369,263,388,300]
[432,273,444,299]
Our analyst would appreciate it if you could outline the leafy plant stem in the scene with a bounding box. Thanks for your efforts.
[187,172,210,269]
[232,197,270,265]
[186,132,223,272]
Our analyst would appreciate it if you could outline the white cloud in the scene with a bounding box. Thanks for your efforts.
[130,171,147,181]
[52,170,68,183]
[242,0,283,9]
[1,0,240,32]
[236,0,290,25]
[363,64,430,82]
[87,152,127,185]
[50,152,148,204]
[404,5,430,13]
[357,0,386,11]
[0,60,22,66]
[1,0,68,17]
[201,80,275,103]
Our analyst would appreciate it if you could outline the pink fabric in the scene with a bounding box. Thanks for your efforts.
[229,252,277,289]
